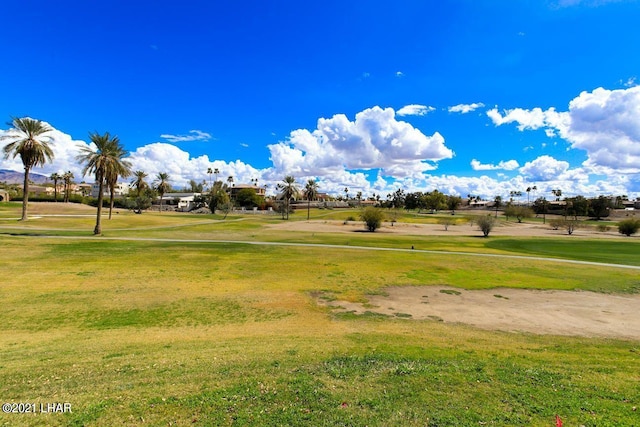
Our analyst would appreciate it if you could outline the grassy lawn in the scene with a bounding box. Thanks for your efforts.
[1,203,639,426]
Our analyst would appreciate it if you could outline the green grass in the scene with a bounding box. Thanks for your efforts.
[0,202,639,426]
[486,238,640,266]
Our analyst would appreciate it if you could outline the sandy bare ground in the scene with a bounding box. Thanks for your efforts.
[268,218,637,239]
[291,218,639,340]
[318,286,640,340]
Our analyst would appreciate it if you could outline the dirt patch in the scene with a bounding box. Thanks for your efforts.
[268,218,634,239]
[317,286,640,340]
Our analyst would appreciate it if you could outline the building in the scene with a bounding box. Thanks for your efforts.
[158,193,202,212]
[90,182,130,198]
[0,189,9,202]
[228,184,266,200]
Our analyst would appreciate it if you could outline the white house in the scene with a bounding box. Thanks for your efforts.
[91,182,130,198]
[158,193,202,212]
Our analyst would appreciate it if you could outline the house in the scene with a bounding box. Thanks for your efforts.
[90,182,130,198]
[0,189,9,202]
[27,185,55,197]
[158,193,202,211]
[229,184,266,199]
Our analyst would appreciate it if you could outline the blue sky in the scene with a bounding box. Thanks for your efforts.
[1,0,639,199]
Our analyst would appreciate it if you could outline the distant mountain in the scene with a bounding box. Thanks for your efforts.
[0,169,50,185]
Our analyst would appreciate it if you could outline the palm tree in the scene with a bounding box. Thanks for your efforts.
[1,117,54,220]
[154,172,171,212]
[207,167,213,189]
[303,179,319,221]
[62,171,74,203]
[49,172,61,202]
[277,175,299,220]
[213,168,220,183]
[131,170,149,197]
[105,143,131,219]
[77,132,123,234]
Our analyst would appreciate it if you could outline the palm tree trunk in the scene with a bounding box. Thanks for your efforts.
[21,167,30,221]
[53,181,58,202]
[108,188,115,219]
[307,199,310,221]
[94,178,104,235]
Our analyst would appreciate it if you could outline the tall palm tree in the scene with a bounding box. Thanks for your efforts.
[131,170,149,197]
[105,144,131,219]
[277,175,299,220]
[49,172,61,202]
[62,171,74,203]
[76,132,123,234]
[213,168,220,183]
[207,167,213,189]
[1,117,54,220]
[303,179,318,221]
[154,172,171,212]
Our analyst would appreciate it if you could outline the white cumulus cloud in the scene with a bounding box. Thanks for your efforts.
[489,86,640,173]
[470,159,519,171]
[448,103,485,114]
[267,106,454,178]
[519,155,570,181]
[397,104,435,116]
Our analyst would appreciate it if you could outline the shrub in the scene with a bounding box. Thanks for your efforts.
[618,219,640,237]
[550,218,580,235]
[504,205,534,223]
[476,215,495,237]
[596,224,611,233]
[438,217,455,231]
[360,207,385,232]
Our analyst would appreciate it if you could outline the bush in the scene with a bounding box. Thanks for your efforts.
[360,207,385,232]
[504,205,534,223]
[438,217,455,231]
[476,215,495,237]
[596,224,611,233]
[549,218,580,235]
[618,219,640,237]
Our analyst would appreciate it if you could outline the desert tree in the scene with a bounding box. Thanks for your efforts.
[62,170,74,203]
[476,215,496,237]
[277,175,299,220]
[207,167,213,189]
[131,170,149,197]
[360,206,385,232]
[77,132,124,234]
[1,117,54,220]
[208,180,229,214]
[303,179,319,220]
[618,218,640,237]
[493,195,502,218]
[49,172,61,202]
[105,143,131,218]
[447,195,462,215]
[154,172,171,212]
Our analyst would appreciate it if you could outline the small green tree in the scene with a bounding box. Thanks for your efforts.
[208,181,229,213]
[476,215,495,237]
[438,217,455,231]
[360,207,385,232]
[504,205,534,223]
[618,218,640,236]
[446,195,462,215]
[235,188,261,208]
